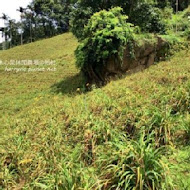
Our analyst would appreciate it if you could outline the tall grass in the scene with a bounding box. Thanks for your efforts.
[96,131,172,190]
[0,33,189,189]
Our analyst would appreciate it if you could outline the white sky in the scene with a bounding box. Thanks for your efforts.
[0,0,32,42]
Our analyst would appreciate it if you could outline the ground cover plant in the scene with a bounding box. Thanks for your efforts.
[0,32,189,189]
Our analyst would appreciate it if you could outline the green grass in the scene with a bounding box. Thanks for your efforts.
[0,33,189,189]
[0,33,77,61]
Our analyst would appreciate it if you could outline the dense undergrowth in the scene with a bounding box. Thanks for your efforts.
[74,5,190,84]
[0,33,189,189]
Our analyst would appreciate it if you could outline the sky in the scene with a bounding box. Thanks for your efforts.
[0,0,32,42]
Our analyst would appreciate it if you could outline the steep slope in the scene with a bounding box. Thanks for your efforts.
[0,33,83,119]
[0,33,189,189]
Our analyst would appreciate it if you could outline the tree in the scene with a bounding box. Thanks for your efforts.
[156,0,190,11]
[0,13,9,49]
[7,20,21,47]
[129,2,166,33]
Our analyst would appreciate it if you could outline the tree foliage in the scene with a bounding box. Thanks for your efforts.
[70,6,93,40]
[1,0,190,49]
[129,2,166,33]
[70,0,167,38]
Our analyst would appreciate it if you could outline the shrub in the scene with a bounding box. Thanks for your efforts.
[182,5,190,18]
[183,8,190,40]
[156,35,187,60]
[165,6,190,35]
[184,28,190,40]
[75,7,135,82]
[129,3,166,34]
[161,7,173,20]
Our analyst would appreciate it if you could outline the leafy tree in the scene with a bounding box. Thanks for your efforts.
[0,13,9,48]
[32,0,71,34]
[70,6,93,40]
[70,0,167,38]
[2,0,189,49]
[10,0,74,44]
[130,2,166,33]
[6,19,21,48]
[157,0,190,11]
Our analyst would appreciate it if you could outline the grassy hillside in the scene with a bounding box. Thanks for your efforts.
[0,33,77,61]
[0,33,189,189]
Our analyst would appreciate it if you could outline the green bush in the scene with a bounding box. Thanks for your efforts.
[161,7,173,20]
[184,28,190,40]
[183,7,190,40]
[164,6,190,35]
[157,35,187,60]
[75,7,135,80]
[129,3,166,34]
[182,5,190,17]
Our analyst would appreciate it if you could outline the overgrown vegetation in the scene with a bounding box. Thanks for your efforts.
[1,1,190,49]
[129,2,166,33]
[0,1,189,190]
[97,131,173,190]
[0,33,189,189]
[75,7,135,82]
